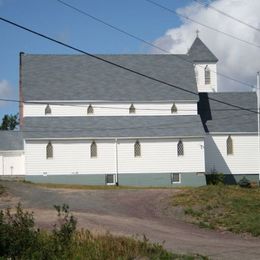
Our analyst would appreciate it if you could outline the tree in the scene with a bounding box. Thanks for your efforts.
[0,114,19,130]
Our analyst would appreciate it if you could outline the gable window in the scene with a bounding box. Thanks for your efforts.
[227,135,233,155]
[90,141,97,158]
[87,104,94,114]
[129,103,136,114]
[171,103,177,113]
[171,173,181,184]
[177,140,184,156]
[105,174,116,185]
[205,66,211,85]
[134,140,141,157]
[45,104,51,115]
[46,141,53,159]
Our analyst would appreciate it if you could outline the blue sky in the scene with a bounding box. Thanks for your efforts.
[0,0,192,119]
[1,0,260,120]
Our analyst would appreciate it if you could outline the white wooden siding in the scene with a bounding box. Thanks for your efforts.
[23,102,198,117]
[25,138,205,175]
[205,134,259,174]
[25,140,116,175]
[195,63,217,92]
[117,139,205,173]
[0,152,25,175]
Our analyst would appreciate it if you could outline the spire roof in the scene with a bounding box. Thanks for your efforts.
[188,37,218,62]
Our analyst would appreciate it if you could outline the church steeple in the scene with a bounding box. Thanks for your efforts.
[188,36,218,63]
[189,35,218,93]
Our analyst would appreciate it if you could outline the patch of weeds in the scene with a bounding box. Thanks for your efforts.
[0,184,5,196]
[0,203,207,259]
[171,185,260,236]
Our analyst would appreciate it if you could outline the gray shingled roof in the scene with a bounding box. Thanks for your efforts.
[198,92,257,133]
[188,37,218,62]
[0,131,24,151]
[21,54,198,102]
[22,116,205,139]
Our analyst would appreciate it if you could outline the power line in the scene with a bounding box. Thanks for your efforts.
[0,98,258,112]
[144,0,260,49]
[18,112,257,133]
[193,0,260,33]
[0,16,258,115]
[55,0,254,90]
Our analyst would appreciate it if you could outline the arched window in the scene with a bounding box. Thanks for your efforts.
[205,66,211,85]
[129,103,136,114]
[171,103,177,113]
[45,104,51,115]
[87,104,94,114]
[46,141,53,159]
[227,135,233,155]
[134,140,141,157]
[90,141,97,157]
[177,140,184,156]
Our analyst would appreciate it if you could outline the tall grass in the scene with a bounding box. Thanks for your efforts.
[0,203,207,260]
[172,185,260,236]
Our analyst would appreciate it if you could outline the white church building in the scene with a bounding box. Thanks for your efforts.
[0,37,259,186]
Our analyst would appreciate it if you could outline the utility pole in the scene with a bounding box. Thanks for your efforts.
[257,72,260,183]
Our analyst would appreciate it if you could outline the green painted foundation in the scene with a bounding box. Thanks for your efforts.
[223,174,259,185]
[25,172,207,187]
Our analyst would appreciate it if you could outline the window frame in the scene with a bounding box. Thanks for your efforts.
[46,141,53,159]
[87,104,94,114]
[129,103,136,114]
[171,173,181,184]
[90,141,97,158]
[45,104,52,115]
[105,174,116,185]
[226,135,233,155]
[171,103,177,114]
[205,66,211,85]
[177,140,184,156]
[134,140,141,157]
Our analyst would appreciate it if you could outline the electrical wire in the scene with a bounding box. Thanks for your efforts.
[0,16,258,115]
[193,0,260,33]
[0,98,257,112]
[56,0,254,89]
[144,0,260,49]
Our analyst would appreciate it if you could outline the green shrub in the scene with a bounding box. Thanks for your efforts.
[206,171,225,185]
[0,203,38,258]
[0,203,203,259]
[238,177,251,188]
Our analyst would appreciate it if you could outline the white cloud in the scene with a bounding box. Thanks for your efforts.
[152,0,260,91]
[0,80,13,106]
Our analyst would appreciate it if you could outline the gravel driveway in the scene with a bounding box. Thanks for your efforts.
[1,181,260,260]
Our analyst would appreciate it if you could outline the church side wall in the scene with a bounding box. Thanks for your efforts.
[23,102,198,117]
[205,134,259,181]
[24,138,206,186]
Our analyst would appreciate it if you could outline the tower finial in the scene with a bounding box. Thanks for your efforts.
[196,29,200,37]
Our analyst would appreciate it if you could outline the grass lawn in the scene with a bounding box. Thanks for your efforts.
[0,184,5,196]
[171,185,260,236]
[22,181,173,190]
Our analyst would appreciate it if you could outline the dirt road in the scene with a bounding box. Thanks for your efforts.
[1,181,259,260]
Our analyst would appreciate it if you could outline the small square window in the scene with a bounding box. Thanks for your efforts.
[105,174,116,185]
[171,173,181,184]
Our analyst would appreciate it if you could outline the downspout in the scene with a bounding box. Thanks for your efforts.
[19,52,24,127]
[257,72,260,185]
[115,138,119,186]
[2,155,4,176]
